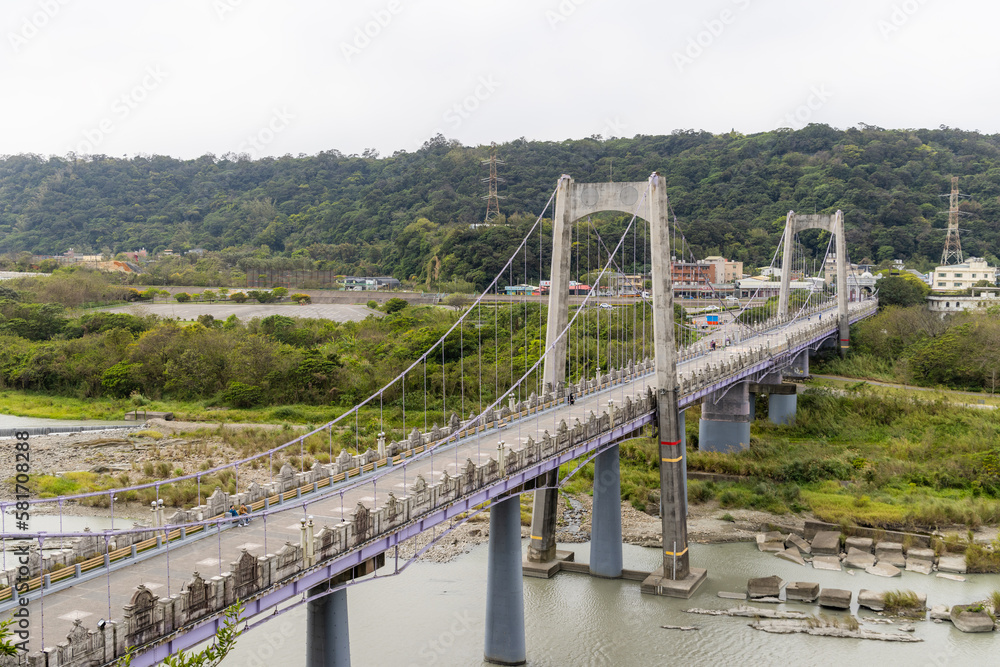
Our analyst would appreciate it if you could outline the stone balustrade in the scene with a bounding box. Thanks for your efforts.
[9,390,657,667]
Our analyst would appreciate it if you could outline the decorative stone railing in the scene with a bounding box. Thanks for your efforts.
[6,390,657,667]
[0,358,657,599]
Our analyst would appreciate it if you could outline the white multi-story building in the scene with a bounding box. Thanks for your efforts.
[931,258,996,292]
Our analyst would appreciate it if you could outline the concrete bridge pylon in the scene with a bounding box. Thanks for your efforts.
[521,172,705,599]
[777,210,850,358]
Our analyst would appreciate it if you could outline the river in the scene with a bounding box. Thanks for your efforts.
[0,414,132,437]
[220,540,998,667]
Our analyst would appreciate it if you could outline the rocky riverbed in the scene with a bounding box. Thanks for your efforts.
[3,422,992,563]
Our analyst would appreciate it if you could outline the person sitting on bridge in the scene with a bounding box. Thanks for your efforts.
[568,393,575,405]
[229,504,239,524]
[238,503,250,526]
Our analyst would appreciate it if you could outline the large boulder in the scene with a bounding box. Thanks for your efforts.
[785,534,812,554]
[875,541,906,568]
[929,604,950,621]
[812,556,842,571]
[786,582,820,603]
[950,605,996,633]
[748,575,785,598]
[844,536,873,553]
[938,554,967,574]
[811,530,841,556]
[865,562,902,578]
[757,532,786,553]
[818,588,852,609]
[844,548,876,570]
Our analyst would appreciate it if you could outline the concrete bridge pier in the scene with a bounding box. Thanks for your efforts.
[786,349,810,378]
[306,585,351,667]
[767,384,797,425]
[589,444,623,578]
[485,495,526,665]
[698,382,751,453]
[752,374,798,426]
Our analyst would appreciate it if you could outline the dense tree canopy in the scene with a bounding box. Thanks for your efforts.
[2,125,1000,287]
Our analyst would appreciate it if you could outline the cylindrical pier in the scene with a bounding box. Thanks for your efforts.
[590,445,623,578]
[484,496,526,665]
[307,585,351,667]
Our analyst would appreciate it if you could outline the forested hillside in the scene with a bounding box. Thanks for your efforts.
[2,124,1000,287]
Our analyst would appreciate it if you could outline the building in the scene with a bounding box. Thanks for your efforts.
[846,271,879,301]
[342,276,401,291]
[932,258,996,292]
[928,288,1000,312]
[671,262,716,286]
[503,284,536,296]
[703,256,743,283]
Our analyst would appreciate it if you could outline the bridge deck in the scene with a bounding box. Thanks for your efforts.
[11,302,875,659]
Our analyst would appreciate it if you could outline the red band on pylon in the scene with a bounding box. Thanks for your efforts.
[660,440,681,446]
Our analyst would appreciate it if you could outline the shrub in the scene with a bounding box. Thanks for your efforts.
[366,300,378,310]
[290,293,312,304]
[230,292,248,303]
[247,289,277,303]
[966,538,1000,573]
[384,297,408,314]
[174,292,191,303]
[271,287,288,300]
[688,480,715,504]
[882,590,922,613]
[222,381,264,408]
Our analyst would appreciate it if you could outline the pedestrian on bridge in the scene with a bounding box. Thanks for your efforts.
[238,503,250,526]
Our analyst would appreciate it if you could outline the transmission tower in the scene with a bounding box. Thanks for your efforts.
[482,142,505,224]
[941,176,964,265]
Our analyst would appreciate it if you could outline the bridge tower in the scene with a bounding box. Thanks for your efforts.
[521,172,705,598]
[777,211,849,358]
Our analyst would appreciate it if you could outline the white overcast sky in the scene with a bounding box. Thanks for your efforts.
[1,0,995,159]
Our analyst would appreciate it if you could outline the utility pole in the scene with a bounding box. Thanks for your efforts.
[941,176,963,265]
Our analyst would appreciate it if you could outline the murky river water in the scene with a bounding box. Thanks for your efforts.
[220,540,999,667]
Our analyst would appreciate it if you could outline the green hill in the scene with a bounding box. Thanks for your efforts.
[2,124,999,288]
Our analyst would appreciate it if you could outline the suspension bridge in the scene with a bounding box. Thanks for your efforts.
[0,173,876,667]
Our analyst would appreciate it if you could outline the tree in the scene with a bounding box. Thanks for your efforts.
[271,286,289,300]
[384,297,408,314]
[876,275,928,308]
[290,293,311,304]
[174,292,191,303]
[230,291,248,303]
